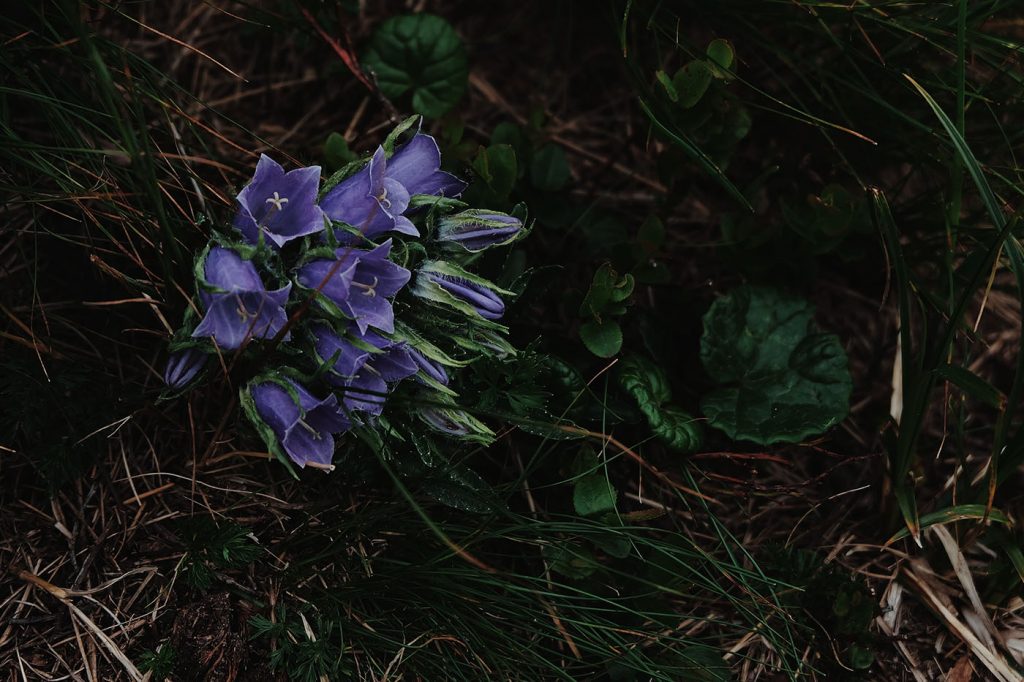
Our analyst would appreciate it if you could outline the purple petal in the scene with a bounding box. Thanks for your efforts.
[282,425,336,468]
[387,134,467,197]
[342,371,388,414]
[204,247,263,292]
[371,345,418,382]
[163,348,205,389]
[251,381,300,435]
[298,258,358,306]
[433,276,505,319]
[344,294,396,335]
[408,348,449,385]
[191,292,288,349]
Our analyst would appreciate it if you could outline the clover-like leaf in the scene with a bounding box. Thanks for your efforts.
[700,286,851,444]
[362,14,468,119]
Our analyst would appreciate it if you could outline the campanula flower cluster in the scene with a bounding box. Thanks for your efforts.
[164,118,526,473]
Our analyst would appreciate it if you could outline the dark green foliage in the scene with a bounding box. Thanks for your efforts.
[362,13,468,118]
[137,645,177,679]
[175,518,262,589]
[763,548,879,676]
[700,286,852,444]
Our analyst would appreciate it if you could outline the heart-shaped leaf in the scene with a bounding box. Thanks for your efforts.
[700,286,851,444]
[362,14,468,119]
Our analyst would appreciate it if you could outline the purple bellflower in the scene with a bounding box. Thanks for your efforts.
[407,347,449,386]
[313,323,417,415]
[415,265,505,321]
[250,378,349,469]
[436,210,523,252]
[319,133,466,240]
[234,155,325,248]
[192,247,292,349]
[298,240,410,334]
[163,348,206,390]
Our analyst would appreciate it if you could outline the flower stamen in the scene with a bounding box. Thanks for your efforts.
[352,276,379,297]
[265,192,289,211]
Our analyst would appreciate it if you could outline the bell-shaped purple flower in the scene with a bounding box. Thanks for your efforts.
[163,348,206,390]
[420,407,471,436]
[319,133,466,241]
[320,147,413,239]
[407,347,449,386]
[416,269,505,321]
[250,378,349,469]
[387,133,467,198]
[234,155,325,248]
[436,210,523,252]
[192,247,292,350]
[312,323,417,415]
[298,239,410,334]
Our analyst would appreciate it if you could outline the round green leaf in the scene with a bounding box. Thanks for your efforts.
[580,319,622,358]
[700,286,851,444]
[705,38,735,79]
[672,60,713,109]
[362,14,468,119]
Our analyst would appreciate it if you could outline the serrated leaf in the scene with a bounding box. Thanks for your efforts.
[580,319,622,358]
[617,353,672,411]
[574,472,616,516]
[530,143,570,191]
[672,60,713,109]
[700,286,851,444]
[362,14,468,119]
[648,404,702,452]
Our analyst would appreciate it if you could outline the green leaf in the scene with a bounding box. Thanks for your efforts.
[700,286,851,444]
[705,38,735,78]
[472,144,517,200]
[617,355,701,452]
[574,472,616,516]
[547,543,598,579]
[655,69,678,102]
[580,263,634,317]
[935,364,1004,408]
[617,353,672,411]
[580,319,622,358]
[886,504,1013,544]
[362,14,468,119]
[419,464,501,513]
[649,404,703,452]
[672,60,713,109]
[529,143,571,191]
[323,132,356,171]
[637,215,665,254]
